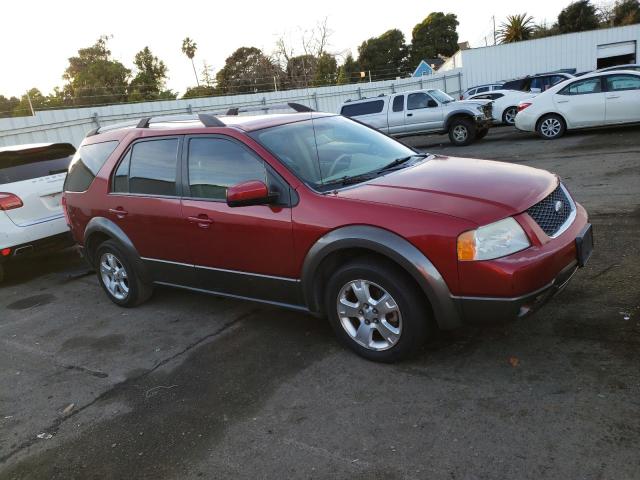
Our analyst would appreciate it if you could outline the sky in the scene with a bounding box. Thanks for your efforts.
[0,0,580,98]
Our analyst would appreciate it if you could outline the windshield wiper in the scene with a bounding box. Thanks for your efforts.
[377,153,430,173]
[322,172,378,188]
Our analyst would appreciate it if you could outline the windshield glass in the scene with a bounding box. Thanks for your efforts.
[428,89,454,103]
[250,115,419,190]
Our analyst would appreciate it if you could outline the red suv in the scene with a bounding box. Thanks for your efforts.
[63,104,593,362]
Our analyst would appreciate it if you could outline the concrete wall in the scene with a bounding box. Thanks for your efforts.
[0,70,463,148]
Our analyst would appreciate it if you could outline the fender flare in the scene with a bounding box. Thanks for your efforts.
[84,217,151,284]
[444,110,477,130]
[301,225,462,330]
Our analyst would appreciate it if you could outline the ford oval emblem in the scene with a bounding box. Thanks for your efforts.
[554,200,563,213]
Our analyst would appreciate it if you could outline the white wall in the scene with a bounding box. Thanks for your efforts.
[444,24,640,88]
[0,70,463,148]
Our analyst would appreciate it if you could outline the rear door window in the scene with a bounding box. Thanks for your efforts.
[127,138,180,196]
[392,95,404,112]
[340,100,385,117]
[64,141,118,192]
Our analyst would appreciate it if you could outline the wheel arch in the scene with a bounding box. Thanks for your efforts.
[84,217,151,284]
[444,111,476,131]
[301,225,462,330]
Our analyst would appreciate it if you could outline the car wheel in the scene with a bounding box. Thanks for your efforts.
[476,128,489,139]
[95,240,152,307]
[536,114,566,140]
[325,257,431,362]
[502,106,518,126]
[448,118,476,146]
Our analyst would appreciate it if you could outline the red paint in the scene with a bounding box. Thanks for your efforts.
[64,116,589,303]
[226,180,269,206]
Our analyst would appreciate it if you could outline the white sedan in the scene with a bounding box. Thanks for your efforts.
[469,89,536,126]
[515,70,640,139]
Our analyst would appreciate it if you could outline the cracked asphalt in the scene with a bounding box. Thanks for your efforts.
[1,126,639,479]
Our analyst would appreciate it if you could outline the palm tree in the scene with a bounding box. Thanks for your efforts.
[497,14,535,44]
[182,37,200,86]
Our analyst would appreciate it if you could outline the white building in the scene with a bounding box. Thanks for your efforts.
[440,24,640,89]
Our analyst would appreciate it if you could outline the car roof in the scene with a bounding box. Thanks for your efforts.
[598,64,640,71]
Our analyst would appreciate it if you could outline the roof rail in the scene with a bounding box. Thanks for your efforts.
[86,113,225,137]
[225,102,314,116]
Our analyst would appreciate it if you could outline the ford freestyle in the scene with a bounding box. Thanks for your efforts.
[62,104,593,362]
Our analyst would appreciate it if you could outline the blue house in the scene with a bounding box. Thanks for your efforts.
[412,58,445,77]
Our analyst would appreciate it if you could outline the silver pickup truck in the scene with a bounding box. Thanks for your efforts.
[340,88,493,146]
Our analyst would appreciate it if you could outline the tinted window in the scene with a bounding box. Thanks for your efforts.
[407,92,435,110]
[467,89,476,96]
[129,139,179,196]
[188,138,266,200]
[0,156,71,184]
[551,75,568,86]
[502,79,524,91]
[476,86,490,93]
[392,95,404,112]
[560,78,602,95]
[472,93,504,100]
[112,150,131,193]
[606,74,640,91]
[340,100,384,117]
[64,141,118,192]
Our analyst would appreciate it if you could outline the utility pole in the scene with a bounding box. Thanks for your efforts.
[273,76,278,92]
[368,70,372,83]
[25,90,35,116]
[492,15,497,45]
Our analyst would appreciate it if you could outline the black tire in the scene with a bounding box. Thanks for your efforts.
[502,106,518,126]
[536,114,566,140]
[448,117,476,146]
[94,240,152,307]
[476,128,489,139]
[324,257,431,362]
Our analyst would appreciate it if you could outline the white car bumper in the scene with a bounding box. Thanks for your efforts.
[0,213,69,250]
[515,110,537,132]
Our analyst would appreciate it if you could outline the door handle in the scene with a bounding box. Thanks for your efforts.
[606,95,620,99]
[406,113,413,117]
[187,215,213,228]
[557,100,569,103]
[108,208,128,218]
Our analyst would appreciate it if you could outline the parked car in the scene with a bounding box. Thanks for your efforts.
[0,143,76,282]
[340,89,493,146]
[63,104,593,362]
[515,70,640,139]
[502,72,574,93]
[469,89,536,126]
[460,83,503,100]
[596,64,640,73]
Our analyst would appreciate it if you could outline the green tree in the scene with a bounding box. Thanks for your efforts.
[182,85,217,99]
[410,13,459,65]
[357,29,408,79]
[336,54,361,85]
[128,46,176,101]
[63,35,130,106]
[313,53,338,86]
[557,0,599,33]
[497,14,535,43]
[182,37,199,86]
[613,0,640,25]
[286,54,318,88]
[215,47,283,94]
[0,95,20,118]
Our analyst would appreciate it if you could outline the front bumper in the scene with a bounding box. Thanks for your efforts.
[474,115,493,130]
[453,259,578,323]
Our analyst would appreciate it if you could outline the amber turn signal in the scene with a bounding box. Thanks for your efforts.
[457,230,476,261]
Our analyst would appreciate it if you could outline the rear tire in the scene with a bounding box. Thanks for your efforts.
[502,106,518,126]
[448,117,476,146]
[325,257,431,362]
[536,114,566,140]
[95,240,152,307]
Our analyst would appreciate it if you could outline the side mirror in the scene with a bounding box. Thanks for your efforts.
[427,99,438,107]
[226,180,274,207]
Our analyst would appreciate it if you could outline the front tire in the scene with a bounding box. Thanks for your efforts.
[536,114,566,140]
[95,240,152,307]
[502,106,518,126]
[325,257,431,362]
[448,117,476,146]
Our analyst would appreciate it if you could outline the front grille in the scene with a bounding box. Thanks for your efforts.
[527,184,574,237]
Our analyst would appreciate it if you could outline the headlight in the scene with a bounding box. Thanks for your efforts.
[457,217,530,261]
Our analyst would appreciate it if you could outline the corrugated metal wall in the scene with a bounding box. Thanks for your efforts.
[0,70,463,147]
[457,24,640,88]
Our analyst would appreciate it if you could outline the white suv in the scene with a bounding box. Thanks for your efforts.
[0,143,75,281]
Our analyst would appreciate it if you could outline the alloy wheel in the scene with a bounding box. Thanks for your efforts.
[452,125,469,142]
[540,117,562,138]
[336,279,402,351]
[100,252,130,301]
[504,107,517,125]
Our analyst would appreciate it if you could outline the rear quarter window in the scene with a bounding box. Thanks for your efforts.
[340,100,385,117]
[64,140,119,192]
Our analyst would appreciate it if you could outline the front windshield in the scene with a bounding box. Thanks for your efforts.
[428,89,454,103]
[250,115,420,190]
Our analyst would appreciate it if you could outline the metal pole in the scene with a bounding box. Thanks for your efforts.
[368,70,372,83]
[273,76,278,92]
[493,16,497,45]
[25,90,35,116]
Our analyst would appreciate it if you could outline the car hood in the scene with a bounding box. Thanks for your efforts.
[336,156,558,226]
[451,99,492,107]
